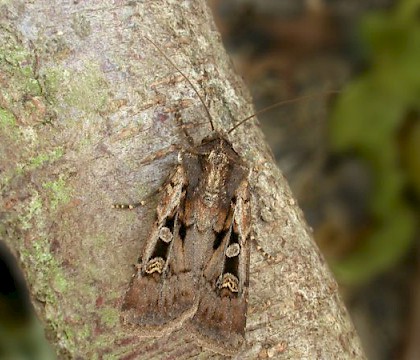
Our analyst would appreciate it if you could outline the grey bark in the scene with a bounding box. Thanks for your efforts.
[0,0,366,359]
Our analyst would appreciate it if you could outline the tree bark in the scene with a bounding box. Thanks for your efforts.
[0,0,366,359]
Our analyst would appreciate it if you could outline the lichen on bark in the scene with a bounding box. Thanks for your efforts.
[0,1,366,359]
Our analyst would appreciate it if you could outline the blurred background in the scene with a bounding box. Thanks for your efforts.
[208,0,420,359]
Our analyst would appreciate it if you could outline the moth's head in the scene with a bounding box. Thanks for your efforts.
[201,132,221,144]
[200,131,231,148]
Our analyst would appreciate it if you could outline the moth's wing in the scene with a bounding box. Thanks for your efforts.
[122,166,197,335]
[188,179,251,354]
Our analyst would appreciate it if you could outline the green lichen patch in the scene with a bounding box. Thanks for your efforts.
[0,107,16,128]
[17,191,65,296]
[0,32,42,98]
[28,147,64,170]
[0,146,65,194]
[65,64,109,113]
[72,13,92,39]
[31,239,56,275]
[0,30,46,128]
[51,270,68,293]
[41,67,68,104]
[0,106,21,141]
[43,63,109,114]
[20,233,74,353]
[19,191,43,231]
[42,174,72,210]
[100,307,120,328]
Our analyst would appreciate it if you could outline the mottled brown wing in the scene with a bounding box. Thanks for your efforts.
[121,165,198,335]
[188,178,251,355]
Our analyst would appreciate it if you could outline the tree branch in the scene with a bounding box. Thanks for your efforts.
[0,0,365,358]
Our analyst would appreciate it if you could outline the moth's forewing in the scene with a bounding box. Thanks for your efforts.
[121,166,197,334]
[183,139,251,354]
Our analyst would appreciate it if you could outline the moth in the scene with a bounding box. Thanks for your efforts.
[116,38,252,356]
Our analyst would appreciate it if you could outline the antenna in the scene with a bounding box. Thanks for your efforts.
[146,37,340,136]
[227,90,340,134]
[145,37,215,131]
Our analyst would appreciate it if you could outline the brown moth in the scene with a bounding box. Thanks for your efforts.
[115,38,252,355]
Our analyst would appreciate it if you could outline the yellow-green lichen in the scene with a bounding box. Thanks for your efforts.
[43,63,109,114]
[0,106,21,141]
[42,174,72,210]
[32,239,55,268]
[64,64,109,113]
[2,147,65,188]
[29,147,64,170]
[18,192,67,298]
[41,67,68,103]
[22,235,74,352]
[21,238,67,330]
[0,107,16,128]
[52,270,68,293]
[0,34,42,97]
[21,66,42,95]
[100,307,120,327]
[81,324,92,340]
[0,40,28,69]
[19,191,43,230]
[72,13,92,39]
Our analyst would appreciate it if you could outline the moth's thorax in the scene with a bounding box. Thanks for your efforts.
[202,149,229,207]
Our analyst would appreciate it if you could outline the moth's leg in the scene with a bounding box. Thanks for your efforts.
[112,201,145,210]
[173,106,195,147]
[138,143,182,165]
[112,187,161,209]
[251,237,279,263]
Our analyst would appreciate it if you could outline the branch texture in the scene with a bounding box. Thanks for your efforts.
[0,0,365,358]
